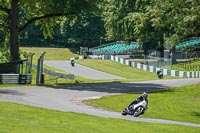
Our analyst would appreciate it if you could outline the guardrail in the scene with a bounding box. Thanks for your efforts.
[0,56,33,84]
[0,74,32,84]
[32,64,76,83]
[43,68,76,83]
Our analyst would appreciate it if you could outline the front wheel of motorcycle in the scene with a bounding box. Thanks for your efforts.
[121,108,128,116]
[133,106,144,117]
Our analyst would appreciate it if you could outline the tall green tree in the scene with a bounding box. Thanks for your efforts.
[52,13,105,48]
[103,0,154,54]
[103,0,137,41]
[123,0,155,55]
[0,0,100,61]
[20,13,105,48]
[148,0,200,48]
[103,0,200,56]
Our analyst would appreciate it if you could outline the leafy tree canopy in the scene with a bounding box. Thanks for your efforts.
[103,0,200,55]
[0,0,100,61]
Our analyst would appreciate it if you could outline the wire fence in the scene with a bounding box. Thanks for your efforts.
[144,55,172,70]
[32,64,76,83]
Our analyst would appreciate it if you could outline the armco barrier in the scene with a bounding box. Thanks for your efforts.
[0,74,32,84]
[108,55,200,78]
[32,64,76,82]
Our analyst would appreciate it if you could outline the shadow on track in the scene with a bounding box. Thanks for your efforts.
[0,90,25,96]
[48,82,169,94]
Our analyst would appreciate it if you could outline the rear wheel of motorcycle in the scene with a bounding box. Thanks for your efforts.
[133,106,144,117]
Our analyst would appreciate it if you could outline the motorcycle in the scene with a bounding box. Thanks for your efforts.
[71,60,75,67]
[121,100,148,117]
[158,72,163,79]
[157,70,163,79]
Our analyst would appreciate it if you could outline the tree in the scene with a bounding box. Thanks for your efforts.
[123,0,155,55]
[103,0,200,56]
[62,13,105,48]
[20,13,106,48]
[103,0,154,54]
[0,0,100,61]
[146,0,200,53]
[103,0,137,41]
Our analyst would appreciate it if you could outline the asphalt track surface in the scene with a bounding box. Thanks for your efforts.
[44,60,124,80]
[0,61,200,128]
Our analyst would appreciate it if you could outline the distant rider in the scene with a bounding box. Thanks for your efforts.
[127,92,148,114]
[157,70,163,79]
[71,59,75,67]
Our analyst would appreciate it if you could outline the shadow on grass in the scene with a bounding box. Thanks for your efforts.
[192,112,200,118]
[69,48,79,54]
[147,88,176,94]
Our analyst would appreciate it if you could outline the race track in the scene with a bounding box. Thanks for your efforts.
[0,60,200,128]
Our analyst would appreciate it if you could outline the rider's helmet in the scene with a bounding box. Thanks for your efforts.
[142,92,148,99]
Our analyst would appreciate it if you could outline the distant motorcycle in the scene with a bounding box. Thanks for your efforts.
[157,70,163,79]
[121,99,148,117]
[71,60,75,67]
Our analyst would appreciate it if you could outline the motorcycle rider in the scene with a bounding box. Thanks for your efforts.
[157,70,163,79]
[71,59,75,67]
[126,92,148,114]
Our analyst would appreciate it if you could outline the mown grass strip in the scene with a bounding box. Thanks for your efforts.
[76,59,177,81]
[20,47,78,64]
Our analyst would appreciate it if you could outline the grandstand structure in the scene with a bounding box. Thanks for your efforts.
[85,37,200,70]
[175,37,200,51]
[173,37,200,62]
[89,41,142,55]
[88,41,173,69]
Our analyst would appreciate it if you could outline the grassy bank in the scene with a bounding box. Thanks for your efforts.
[0,102,199,133]
[84,83,200,124]
[76,59,177,81]
[20,47,78,64]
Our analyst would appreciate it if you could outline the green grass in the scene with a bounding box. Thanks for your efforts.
[20,47,178,84]
[76,59,177,81]
[20,47,78,64]
[20,47,122,84]
[172,59,200,71]
[0,102,199,133]
[84,83,200,124]
[1,47,200,131]
[19,47,79,85]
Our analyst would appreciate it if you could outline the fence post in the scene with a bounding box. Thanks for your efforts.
[26,52,35,74]
[36,52,46,85]
[36,58,41,85]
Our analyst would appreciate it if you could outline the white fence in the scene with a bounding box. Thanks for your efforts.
[109,55,200,78]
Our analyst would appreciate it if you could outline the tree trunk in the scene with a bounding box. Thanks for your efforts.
[159,38,164,58]
[142,42,149,55]
[10,0,19,61]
